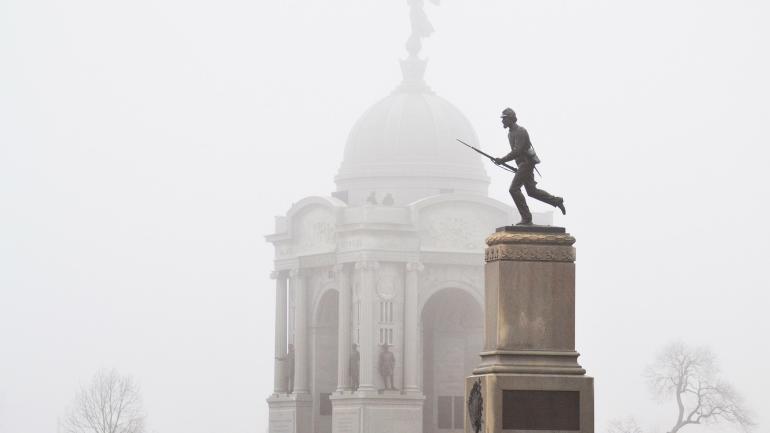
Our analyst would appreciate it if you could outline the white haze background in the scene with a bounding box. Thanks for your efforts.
[1,1,768,432]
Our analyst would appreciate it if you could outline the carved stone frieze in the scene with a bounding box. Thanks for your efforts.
[485,229,576,263]
[485,231,576,247]
[338,233,417,253]
[423,215,482,250]
[337,237,363,251]
[376,265,403,300]
[419,203,504,252]
[293,206,336,255]
[376,278,397,300]
[485,244,576,263]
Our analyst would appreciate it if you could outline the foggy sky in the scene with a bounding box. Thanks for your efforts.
[1,1,769,432]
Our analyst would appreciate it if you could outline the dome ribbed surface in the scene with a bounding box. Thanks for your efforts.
[337,91,488,183]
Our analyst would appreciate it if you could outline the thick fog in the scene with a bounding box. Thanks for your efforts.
[1,1,768,432]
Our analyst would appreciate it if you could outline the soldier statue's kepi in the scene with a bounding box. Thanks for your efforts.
[494,107,566,225]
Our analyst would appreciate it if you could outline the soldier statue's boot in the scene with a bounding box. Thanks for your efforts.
[516,218,533,225]
[555,197,566,215]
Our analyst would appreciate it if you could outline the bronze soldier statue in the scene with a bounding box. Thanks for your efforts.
[378,344,396,390]
[349,343,360,391]
[494,108,566,225]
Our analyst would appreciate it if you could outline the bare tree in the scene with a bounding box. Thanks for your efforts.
[645,342,754,433]
[63,369,145,433]
[607,417,643,433]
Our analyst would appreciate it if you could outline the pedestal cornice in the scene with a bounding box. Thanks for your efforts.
[485,227,576,263]
[486,229,575,247]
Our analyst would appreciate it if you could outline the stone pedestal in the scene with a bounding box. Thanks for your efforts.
[465,226,594,433]
[330,391,424,433]
[267,393,313,433]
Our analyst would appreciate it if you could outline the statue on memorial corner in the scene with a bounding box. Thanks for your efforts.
[349,343,360,391]
[378,344,396,390]
[382,193,395,206]
[366,191,378,205]
[493,108,567,225]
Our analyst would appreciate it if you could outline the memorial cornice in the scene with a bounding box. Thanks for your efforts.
[354,260,380,271]
[406,262,425,272]
[334,224,418,233]
[335,250,421,265]
[298,254,337,269]
[419,251,483,266]
[274,254,339,270]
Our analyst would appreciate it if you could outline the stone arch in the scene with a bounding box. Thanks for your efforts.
[418,279,482,317]
[312,282,338,325]
[312,288,339,433]
[420,286,484,433]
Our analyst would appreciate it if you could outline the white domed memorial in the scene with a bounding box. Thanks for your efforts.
[265,2,551,433]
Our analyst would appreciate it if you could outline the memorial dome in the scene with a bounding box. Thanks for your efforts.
[335,60,490,205]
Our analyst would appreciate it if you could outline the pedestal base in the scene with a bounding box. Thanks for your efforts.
[330,391,424,433]
[267,393,312,433]
[474,350,586,375]
[465,374,593,433]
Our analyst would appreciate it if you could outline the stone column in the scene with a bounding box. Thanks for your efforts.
[403,262,423,394]
[334,264,352,392]
[355,260,378,392]
[272,271,288,394]
[291,268,310,395]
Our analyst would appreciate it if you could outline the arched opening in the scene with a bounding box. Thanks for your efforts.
[421,288,483,433]
[312,289,339,433]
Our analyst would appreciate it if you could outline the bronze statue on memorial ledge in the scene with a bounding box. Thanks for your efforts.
[349,343,360,391]
[493,108,566,225]
[378,344,396,390]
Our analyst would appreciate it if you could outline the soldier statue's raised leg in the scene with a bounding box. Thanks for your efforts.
[509,161,564,224]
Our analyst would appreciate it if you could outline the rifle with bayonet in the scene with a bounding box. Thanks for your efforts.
[456,139,518,173]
